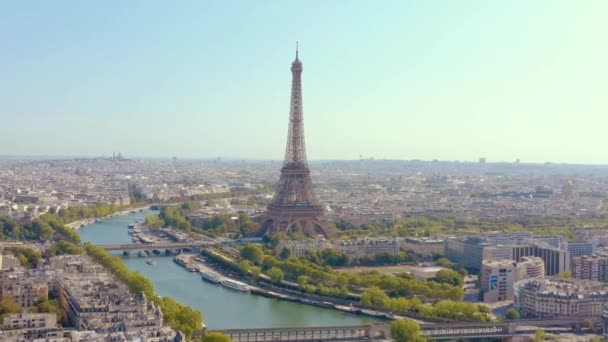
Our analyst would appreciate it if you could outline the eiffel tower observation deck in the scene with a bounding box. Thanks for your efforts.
[260,46,336,238]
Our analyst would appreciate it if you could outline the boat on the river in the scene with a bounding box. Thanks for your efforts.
[221,278,250,292]
[173,256,187,266]
[186,266,197,272]
[201,271,223,284]
[146,259,156,266]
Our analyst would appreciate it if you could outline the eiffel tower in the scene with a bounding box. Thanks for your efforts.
[260,46,336,238]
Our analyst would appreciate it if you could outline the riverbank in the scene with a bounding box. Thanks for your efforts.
[66,205,152,230]
[171,252,397,322]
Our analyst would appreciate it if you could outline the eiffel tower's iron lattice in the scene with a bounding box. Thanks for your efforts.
[260,48,336,238]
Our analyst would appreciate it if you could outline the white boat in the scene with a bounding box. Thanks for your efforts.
[146,259,156,265]
[221,278,250,292]
[201,271,223,284]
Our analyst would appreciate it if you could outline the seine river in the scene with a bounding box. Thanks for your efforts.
[78,210,377,329]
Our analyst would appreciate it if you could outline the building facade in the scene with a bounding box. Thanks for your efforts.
[514,256,545,280]
[572,252,608,281]
[0,273,48,308]
[511,244,569,276]
[480,256,545,303]
[514,278,608,318]
[2,312,57,330]
[274,239,333,258]
[401,237,444,259]
[58,274,163,333]
[567,241,597,258]
[338,239,400,261]
[480,259,515,302]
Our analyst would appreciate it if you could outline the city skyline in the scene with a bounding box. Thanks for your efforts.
[1,1,607,164]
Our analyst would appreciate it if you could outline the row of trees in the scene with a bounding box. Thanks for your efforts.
[361,286,491,322]
[299,248,411,267]
[45,240,84,257]
[0,297,62,324]
[390,319,425,342]
[157,203,259,237]
[2,246,41,268]
[52,203,135,223]
[0,215,80,243]
[239,244,463,301]
[0,204,125,243]
[332,213,608,242]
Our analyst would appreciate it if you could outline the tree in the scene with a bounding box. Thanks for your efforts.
[203,332,232,342]
[279,247,291,260]
[154,296,203,339]
[433,269,463,286]
[241,244,265,265]
[477,304,490,318]
[360,286,389,307]
[435,257,456,269]
[35,299,61,321]
[0,297,22,315]
[583,318,597,332]
[534,328,546,342]
[390,319,423,342]
[250,266,261,280]
[4,246,41,268]
[297,275,308,287]
[46,240,84,257]
[505,308,520,320]
[267,267,284,284]
[237,260,251,275]
[145,214,165,229]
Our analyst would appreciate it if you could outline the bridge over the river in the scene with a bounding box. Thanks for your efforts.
[98,241,211,251]
[212,318,600,342]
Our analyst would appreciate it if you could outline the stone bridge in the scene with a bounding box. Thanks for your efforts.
[214,324,386,342]
[98,242,211,251]
[212,318,599,342]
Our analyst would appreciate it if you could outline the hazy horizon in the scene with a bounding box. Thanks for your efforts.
[1,1,606,164]
[3,153,608,167]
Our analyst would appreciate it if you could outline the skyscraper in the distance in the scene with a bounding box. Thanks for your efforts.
[260,46,336,238]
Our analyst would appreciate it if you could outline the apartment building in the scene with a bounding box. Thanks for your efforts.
[514,278,608,318]
[572,251,608,281]
[401,237,444,259]
[275,239,333,258]
[338,238,400,260]
[58,274,163,333]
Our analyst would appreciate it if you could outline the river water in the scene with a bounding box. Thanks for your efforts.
[78,210,377,329]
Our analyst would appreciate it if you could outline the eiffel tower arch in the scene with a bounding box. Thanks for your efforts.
[259,47,336,238]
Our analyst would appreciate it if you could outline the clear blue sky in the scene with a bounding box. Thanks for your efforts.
[1,1,606,163]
